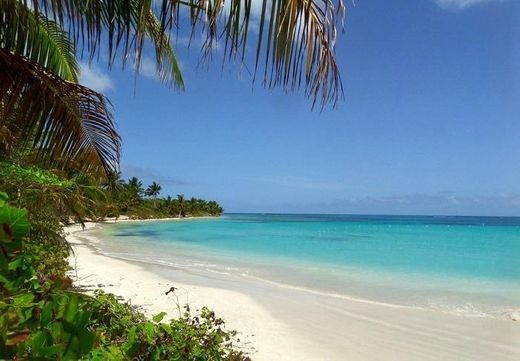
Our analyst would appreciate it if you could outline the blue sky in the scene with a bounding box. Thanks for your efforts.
[80,0,520,216]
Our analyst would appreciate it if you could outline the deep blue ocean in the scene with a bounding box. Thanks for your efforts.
[90,214,520,318]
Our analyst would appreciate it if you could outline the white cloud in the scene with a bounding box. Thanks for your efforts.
[139,57,158,79]
[135,56,185,81]
[79,63,114,92]
[222,0,267,17]
[434,0,498,10]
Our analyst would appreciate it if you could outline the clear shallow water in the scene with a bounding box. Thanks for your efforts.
[87,214,520,318]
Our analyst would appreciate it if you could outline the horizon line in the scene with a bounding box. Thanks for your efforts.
[222,211,520,218]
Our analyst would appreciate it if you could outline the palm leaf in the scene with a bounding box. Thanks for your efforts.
[0,0,79,82]
[25,0,346,108]
[143,12,185,88]
[0,49,121,175]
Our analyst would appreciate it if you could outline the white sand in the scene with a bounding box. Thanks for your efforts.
[66,223,313,360]
[66,223,520,361]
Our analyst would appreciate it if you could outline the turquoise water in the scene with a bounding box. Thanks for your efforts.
[90,214,520,318]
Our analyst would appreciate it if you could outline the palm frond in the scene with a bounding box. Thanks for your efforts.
[0,49,121,174]
[0,0,79,82]
[26,0,346,108]
[143,12,185,88]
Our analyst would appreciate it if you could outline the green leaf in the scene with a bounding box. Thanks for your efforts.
[0,273,11,285]
[0,192,7,207]
[41,301,54,324]
[144,322,156,341]
[48,322,65,343]
[127,326,137,345]
[63,335,80,360]
[63,294,79,323]
[152,311,166,323]
[78,329,96,355]
[30,331,48,356]
[74,310,92,328]
[0,205,30,240]
[7,257,22,271]
[41,344,63,357]
[13,293,35,307]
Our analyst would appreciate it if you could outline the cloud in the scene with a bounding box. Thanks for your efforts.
[497,192,520,207]
[79,63,114,92]
[134,56,185,82]
[139,57,158,79]
[434,0,499,10]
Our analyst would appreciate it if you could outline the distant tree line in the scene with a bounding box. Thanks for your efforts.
[0,163,223,223]
[101,173,223,219]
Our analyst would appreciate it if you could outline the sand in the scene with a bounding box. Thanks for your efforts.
[66,223,311,360]
[66,222,520,361]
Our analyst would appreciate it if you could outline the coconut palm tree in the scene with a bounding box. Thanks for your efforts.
[176,194,185,217]
[127,177,144,200]
[103,171,125,193]
[163,195,174,215]
[187,197,204,216]
[1,0,345,174]
[145,182,162,201]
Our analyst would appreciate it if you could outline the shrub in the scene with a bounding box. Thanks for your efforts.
[0,192,248,360]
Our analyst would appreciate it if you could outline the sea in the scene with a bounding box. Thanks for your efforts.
[85,213,520,319]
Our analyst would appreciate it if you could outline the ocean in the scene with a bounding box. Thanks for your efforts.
[86,213,520,319]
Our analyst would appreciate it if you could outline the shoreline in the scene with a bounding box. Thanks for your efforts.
[95,215,217,223]
[66,221,520,361]
[66,222,314,360]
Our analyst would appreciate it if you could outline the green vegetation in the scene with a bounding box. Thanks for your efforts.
[0,162,223,222]
[0,162,231,359]
[0,193,247,360]
[101,172,224,219]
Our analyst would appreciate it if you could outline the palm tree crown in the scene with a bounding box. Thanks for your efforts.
[145,182,162,199]
[127,177,144,198]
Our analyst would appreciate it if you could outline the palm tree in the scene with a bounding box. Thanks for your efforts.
[176,194,185,218]
[163,195,174,215]
[187,197,198,216]
[103,171,125,194]
[1,0,345,174]
[145,182,162,202]
[127,177,144,201]
[207,200,223,215]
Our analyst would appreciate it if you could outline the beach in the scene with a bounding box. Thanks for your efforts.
[66,221,520,361]
[66,223,310,360]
